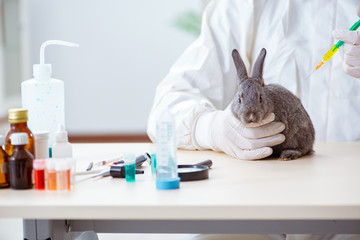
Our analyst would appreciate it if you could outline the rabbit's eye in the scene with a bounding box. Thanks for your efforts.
[238,97,242,104]
[259,95,263,103]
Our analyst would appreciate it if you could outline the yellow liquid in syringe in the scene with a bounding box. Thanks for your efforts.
[315,45,340,70]
[314,18,360,71]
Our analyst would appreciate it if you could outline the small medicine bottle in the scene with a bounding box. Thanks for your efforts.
[52,124,72,158]
[52,125,75,188]
[6,108,35,157]
[9,132,34,190]
[0,135,9,188]
[33,159,45,190]
[34,132,49,159]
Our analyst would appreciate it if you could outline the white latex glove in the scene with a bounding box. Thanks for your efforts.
[332,6,360,78]
[194,106,285,160]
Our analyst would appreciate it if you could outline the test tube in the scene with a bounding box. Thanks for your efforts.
[124,153,136,182]
[155,110,180,190]
[56,159,70,190]
[33,159,45,190]
[46,159,57,190]
[67,158,76,189]
[150,147,157,175]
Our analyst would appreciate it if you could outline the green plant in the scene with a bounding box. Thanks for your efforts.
[173,11,201,37]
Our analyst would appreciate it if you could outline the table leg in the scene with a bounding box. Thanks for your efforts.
[23,219,70,240]
[23,219,37,239]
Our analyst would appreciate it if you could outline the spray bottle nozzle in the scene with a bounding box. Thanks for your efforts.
[34,40,79,80]
[40,40,79,65]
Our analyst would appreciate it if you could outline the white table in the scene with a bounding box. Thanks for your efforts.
[0,142,359,239]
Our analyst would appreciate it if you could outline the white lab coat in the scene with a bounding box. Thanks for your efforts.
[147,0,360,148]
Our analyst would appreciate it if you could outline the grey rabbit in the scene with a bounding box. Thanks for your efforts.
[231,48,315,160]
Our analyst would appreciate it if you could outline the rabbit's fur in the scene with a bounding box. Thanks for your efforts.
[231,48,315,160]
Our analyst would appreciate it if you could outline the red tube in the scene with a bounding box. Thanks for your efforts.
[33,159,45,190]
[34,169,45,190]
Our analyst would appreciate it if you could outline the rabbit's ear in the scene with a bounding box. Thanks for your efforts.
[232,49,248,81]
[252,48,266,85]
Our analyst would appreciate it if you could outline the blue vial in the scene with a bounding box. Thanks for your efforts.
[124,153,135,182]
[150,147,157,175]
[155,110,180,190]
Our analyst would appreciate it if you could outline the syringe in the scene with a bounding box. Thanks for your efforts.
[315,18,360,71]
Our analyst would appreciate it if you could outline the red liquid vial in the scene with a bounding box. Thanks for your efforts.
[33,159,45,190]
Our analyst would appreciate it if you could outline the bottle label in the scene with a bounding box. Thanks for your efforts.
[1,163,8,174]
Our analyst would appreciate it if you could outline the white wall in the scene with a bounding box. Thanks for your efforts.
[24,0,200,134]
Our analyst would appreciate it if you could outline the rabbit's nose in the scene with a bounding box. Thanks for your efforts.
[246,112,257,123]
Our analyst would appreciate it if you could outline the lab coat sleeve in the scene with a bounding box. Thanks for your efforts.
[147,0,253,149]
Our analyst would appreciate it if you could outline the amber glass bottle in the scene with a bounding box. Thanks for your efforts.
[5,108,35,157]
[9,133,34,189]
[0,135,9,188]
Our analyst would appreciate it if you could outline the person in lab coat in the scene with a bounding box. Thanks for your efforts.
[147,0,360,160]
[147,0,360,240]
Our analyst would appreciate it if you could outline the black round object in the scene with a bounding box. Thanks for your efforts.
[178,165,209,181]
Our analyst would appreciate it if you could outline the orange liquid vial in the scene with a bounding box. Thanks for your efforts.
[47,171,57,190]
[46,158,57,190]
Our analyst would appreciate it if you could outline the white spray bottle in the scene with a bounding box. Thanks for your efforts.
[21,40,79,156]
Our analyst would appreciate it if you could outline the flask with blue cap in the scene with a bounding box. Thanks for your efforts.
[155,109,180,190]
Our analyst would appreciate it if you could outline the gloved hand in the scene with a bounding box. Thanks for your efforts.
[194,106,285,160]
[332,6,360,78]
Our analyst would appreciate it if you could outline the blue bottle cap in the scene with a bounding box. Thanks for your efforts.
[156,177,180,190]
